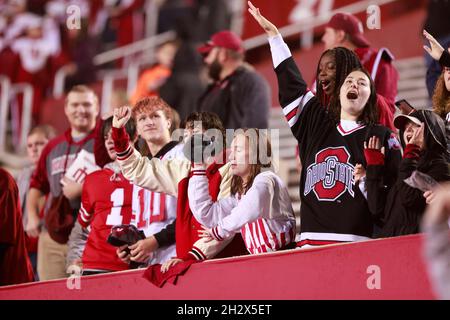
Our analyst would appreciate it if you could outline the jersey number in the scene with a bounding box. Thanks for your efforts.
[106,188,125,226]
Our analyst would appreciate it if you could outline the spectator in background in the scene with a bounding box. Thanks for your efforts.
[130,40,178,106]
[25,85,99,281]
[423,30,450,157]
[157,0,195,35]
[159,17,206,122]
[16,125,56,279]
[322,13,399,106]
[107,0,145,67]
[421,183,450,300]
[63,19,98,91]
[10,14,59,127]
[423,0,450,98]
[191,0,232,43]
[198,30,270,129]
[0,168,34,286]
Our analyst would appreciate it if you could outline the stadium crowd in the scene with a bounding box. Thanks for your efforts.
[0,0,450,297]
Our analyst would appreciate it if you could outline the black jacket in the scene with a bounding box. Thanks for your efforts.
[199,65,270,129]
[366,110,450,237]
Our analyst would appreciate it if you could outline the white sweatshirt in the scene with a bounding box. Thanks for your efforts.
[188,170,296,254]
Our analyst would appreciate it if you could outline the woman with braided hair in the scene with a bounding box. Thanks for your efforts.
[315,47,396,131]
[248,1,402,248]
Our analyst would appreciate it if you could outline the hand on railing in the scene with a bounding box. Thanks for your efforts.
[247,1,280,38]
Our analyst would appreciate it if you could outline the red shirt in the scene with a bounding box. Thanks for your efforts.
[78,168,134,271]
[0,168,34,286]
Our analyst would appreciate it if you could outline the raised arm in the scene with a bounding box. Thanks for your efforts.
[188,169,237,228]
[112,106,190,196]
[248,2,323,143]
[423,30,450,67]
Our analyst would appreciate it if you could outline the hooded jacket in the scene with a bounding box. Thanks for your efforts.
[365,110,450,237]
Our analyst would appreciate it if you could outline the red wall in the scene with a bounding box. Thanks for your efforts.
[0,234,437,300]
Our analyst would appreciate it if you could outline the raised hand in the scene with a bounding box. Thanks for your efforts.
[113,106,132,128]
[247,1,279,37]
[364,136,385,155]
[423,30,445,61]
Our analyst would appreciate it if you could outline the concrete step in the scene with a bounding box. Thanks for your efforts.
[398,67,428,80]
[397,87,429,100]
[393,56,425,70]
[397,78,426,91]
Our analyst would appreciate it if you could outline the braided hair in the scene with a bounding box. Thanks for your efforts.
[315,47,362,122]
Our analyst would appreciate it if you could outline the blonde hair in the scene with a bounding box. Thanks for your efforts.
[28,125,57,140]
[65,85,99,106]
[230,128,272,196]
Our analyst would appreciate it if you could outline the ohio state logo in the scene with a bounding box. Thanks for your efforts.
[304,147,355,201]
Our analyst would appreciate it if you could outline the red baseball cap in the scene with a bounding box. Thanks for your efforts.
[198,30,244,55]
[326,13,370,48]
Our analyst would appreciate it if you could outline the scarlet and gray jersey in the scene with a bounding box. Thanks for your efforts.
[269,34,402,248]
[131,143,184,264]
[78,167,134,271]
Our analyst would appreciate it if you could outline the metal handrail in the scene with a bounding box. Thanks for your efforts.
[0,75,11,154]
[100,69,128,116]
[0,79,33,168]
[93,30,176,66]
[10,83,34,152]
[53,64,74,98]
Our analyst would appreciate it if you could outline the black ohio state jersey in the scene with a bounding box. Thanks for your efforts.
[275,56,401,247]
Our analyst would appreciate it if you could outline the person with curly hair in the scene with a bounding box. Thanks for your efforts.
[425,30,450,158]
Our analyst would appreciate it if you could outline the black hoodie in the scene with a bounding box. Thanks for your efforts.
[366,110,450,237]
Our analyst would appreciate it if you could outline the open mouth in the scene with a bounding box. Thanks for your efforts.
[346,90,358,100]
[321,79,331,91]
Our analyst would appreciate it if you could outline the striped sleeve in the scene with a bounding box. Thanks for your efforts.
[115,146,192,197]
[184,236,234,260]
[270,35,318,140]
